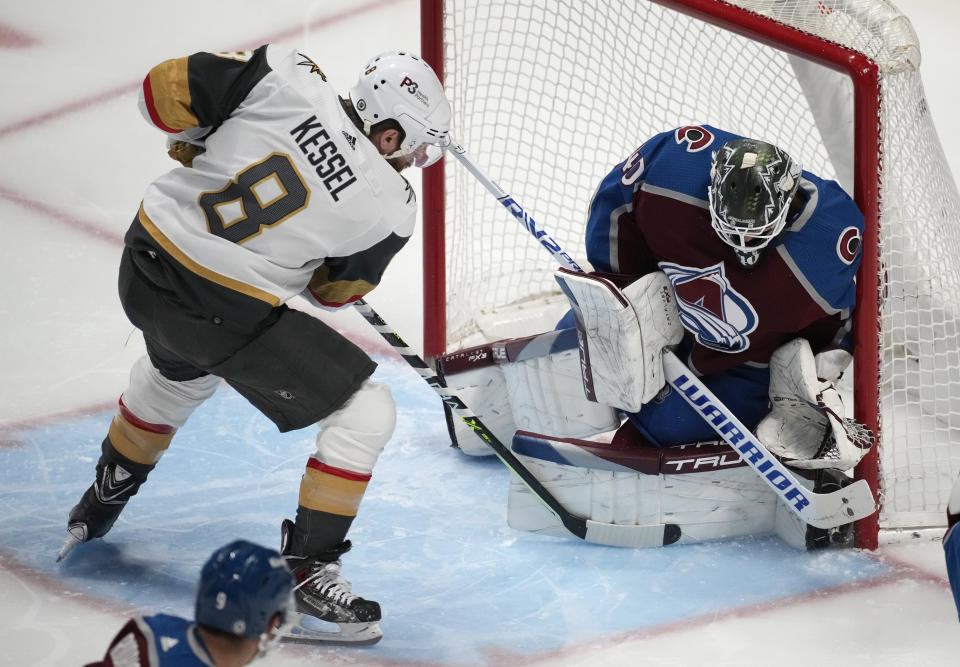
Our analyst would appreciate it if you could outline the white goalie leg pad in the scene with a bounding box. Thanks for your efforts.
[774,474,816,550]
[506,446,663,538]
[121,355,221,428]
[756,338,872,471]
[438,356,514,456]
[313,379,396,474]
[507,432,780,545]
[502,347,618,439]
[438,330,618,456]
[554,269,682,412]
[448,412,498,457]
[506,456,779,545]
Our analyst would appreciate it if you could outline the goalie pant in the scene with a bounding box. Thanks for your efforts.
[85,614,215,667]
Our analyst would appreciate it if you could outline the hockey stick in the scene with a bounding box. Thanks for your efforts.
[448,142,586,273]
[659,352,875,528]
[352,298,680,548]
[449,141,877,529]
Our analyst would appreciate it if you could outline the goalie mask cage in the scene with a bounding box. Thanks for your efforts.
[419,0,960,550]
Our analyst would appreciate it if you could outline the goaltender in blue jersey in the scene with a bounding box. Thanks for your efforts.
[439,124,874,550]
[578,124,864,448]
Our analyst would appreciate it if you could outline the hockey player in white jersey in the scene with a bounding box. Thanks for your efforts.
[59,45,451,646]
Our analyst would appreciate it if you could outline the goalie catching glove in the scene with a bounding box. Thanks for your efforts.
[554,268,683,413]
[756,338,872,470]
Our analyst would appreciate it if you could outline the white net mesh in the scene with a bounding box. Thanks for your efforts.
[877,64,960,530]
[434,0,960,537]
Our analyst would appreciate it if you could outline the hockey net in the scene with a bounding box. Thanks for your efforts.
[420,0,960,549]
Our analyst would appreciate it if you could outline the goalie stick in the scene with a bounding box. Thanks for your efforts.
[449,141,877,529]
[352,298,680,548]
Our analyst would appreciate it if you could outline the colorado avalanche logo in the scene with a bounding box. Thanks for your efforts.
[836,226,861,265]
[674,125,715,152]
[659,261,758,353]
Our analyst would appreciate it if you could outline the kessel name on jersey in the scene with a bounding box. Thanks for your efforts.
[290,115,357,201]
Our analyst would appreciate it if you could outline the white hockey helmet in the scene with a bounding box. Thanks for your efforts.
[349,51,452,167]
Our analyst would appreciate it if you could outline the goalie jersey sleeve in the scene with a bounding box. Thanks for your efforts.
[83,614,213,667]
[584,124,863,375]
[135,45,415,313]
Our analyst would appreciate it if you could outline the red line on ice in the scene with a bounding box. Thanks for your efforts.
[0,0,406,140]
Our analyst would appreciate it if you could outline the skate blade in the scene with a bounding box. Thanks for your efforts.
[56,524,88,562]
[279,611,382,646]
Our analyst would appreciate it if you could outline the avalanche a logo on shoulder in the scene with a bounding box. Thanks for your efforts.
[659,261,758,353]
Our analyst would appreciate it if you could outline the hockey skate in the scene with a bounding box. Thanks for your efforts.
[278,519,382,645]
[58,447,153,562]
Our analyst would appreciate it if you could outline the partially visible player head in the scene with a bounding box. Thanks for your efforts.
[708,138,802,268]
[349,50,452,171]
[195,540,294,661]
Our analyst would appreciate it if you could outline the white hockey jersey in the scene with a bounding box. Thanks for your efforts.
[136,44,416,309]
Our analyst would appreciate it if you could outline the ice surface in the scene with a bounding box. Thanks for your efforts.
[1,1,959,665]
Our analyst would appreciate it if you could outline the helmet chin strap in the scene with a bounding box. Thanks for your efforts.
[361,119,412,160]
[384,147,411,160]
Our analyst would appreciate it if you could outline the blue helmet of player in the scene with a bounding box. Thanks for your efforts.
[195,540,294,641]
[708,138,802,267]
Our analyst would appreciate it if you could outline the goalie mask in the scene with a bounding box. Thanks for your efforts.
[349,51,452,168]
[708,138,802,267]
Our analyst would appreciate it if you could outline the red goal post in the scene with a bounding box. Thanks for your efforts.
[420,0,960,549]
